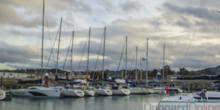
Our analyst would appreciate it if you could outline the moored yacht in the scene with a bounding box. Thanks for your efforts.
[93,27,112,96]
[94,84,112,96]
[84,88,95,97]
[127,82,148,94]
[10,73,65,98]
[151,69,183,94]
[10,86,64,98]
[10,0,65,99]
[77,79,95,97]
[63,79,95,97]
[112,79,130,96]
[129,87,148,95]
[157,90,220,110]
[55,78,85,98]
[153,86,183,94]
[0,89,6,101]
[61,88,84,98]
[94,87,112,96]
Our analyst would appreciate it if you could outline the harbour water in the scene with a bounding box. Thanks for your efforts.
[0,94,164,110]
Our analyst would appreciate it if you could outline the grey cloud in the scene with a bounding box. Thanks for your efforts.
[1,0,220,72]
[163,2,218,22]
[0,0,91,28]
[47,0,91,14]
[121,1,143,12]
[0,4,42,28]
[0,41,36,63]
[0,0,91,13]
[176,21,191,28]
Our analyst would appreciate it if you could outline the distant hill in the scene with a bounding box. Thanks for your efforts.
[193,65,220,75]
[209,65,220,74]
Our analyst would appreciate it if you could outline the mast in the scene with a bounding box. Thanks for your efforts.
[140,57,142,82]
[87,27,91,78]
[56,18,62,75]
[146,38,149,84]
[135,47,138,82]
[125,36,128,79]
[70,31,74,71]
[162,44,165,82]
[102,27,106,81]
[41,0,45,75]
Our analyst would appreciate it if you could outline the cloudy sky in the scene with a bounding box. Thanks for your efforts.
[0,0,220,71]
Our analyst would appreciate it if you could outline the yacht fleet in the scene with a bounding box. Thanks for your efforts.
[8,73,183,98]
[1,1,212,108]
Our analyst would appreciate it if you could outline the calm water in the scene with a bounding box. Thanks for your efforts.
[0,94,165,110]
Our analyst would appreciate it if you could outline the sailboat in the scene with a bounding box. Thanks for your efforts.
[59,31,85,98]
[61,87,85,98]
[128,47,148,94]
[112,36,130,96]
[112,79,130,95]
[10,0,65,98]
[65,27,95,97]
[94,27,112,96]
[72,79,95,97]
[157,90,220,110]
[61,28,95,97]
[153,44,183,94]
[144,38,154,94]
[10,73,65,98]
[83,27,95,96]
[0,89,6,100]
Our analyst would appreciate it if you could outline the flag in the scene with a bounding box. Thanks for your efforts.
[158,68,161,72]
[154,70,161,82]
[157,71,161,75]
[155,74,160,82]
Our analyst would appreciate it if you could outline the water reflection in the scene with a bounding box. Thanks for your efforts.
[0,95,164,110]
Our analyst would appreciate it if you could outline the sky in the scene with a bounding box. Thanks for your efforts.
[0,0,220,71]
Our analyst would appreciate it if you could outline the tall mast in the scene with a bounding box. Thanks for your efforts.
[140,57,142,82]
[41,0,45,75]
[135,47,138,82]
[125,36,128,79]
[70,31,74,71]
[102,27,106,81]
[146,38,149,84]
[56,18,62,75]
[162,44,165,82]
[87,27,91,78]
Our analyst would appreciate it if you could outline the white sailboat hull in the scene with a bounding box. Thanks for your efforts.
[0,90,6,101]
[157,93,220,110]
[153,87,164,94]
[85,90,95,97]
[94,88,112,96]
[10,89,33,97]
[129,88,148,94]
[61,89,84,98]
[10,86,63,98]
[146,88,154,94]
[112,89,130,96]
[153,87,183,94]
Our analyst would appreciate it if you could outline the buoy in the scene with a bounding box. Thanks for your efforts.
[165,86,169,94]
